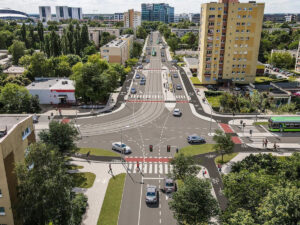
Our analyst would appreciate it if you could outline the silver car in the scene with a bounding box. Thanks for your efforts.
[173,108,182,117]
[145,185,158,204]
[164,178,176,193]
[112,142,132,154]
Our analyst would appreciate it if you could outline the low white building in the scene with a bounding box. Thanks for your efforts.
[26,78,76,105]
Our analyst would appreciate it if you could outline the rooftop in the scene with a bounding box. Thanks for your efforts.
[26,78,75,90]
[3,66,24,74]
[0,115,30,141]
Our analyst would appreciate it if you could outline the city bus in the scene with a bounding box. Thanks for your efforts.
[152,48,156,56]
[268,116,300,132]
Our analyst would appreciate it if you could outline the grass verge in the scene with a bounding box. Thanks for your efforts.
[214,153,239,165]
[67,165,84,170]
[206,95,222,108]
[179,144,215,157]
[190,77,201,85]
[71,172,96,188]
[253,122,269,126]
[97,173,126,225]
[79,148,120,157]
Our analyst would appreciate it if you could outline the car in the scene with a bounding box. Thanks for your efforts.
[137,65,143,69]
[234,87,241,91]
[140,80,146,85]
[173,73,178,78]
[148,52,151,55]
[131,88,136,94]
[176,84,182,90]
[187,135,206,144]
[162,46,165,49]
[173,108,182,117]
[145,185,158,204]
[162,58,165,62]
[161,53,165,57]
[207,85,217,91]
[135,74,140,79]
[164,178,176,193]
[146,59,150,63]
[112,142,132,154]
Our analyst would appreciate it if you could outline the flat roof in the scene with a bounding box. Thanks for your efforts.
[0,115,30,141]
[3,66,25,74]
[270,116,300,122]
[27,78,75,90]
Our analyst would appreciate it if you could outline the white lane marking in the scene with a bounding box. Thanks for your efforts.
[170,165,173,173]
[159,211,162,216]
[159,219,162,224]
[137,177,143,225]
[164,163,168,174]
[128,163,133,173]
[132,164,137,174]
[154,163,158,174]
[149,163,152,173]
[159,164,163,174]
[166,195,168,200]
[143,163,147,173]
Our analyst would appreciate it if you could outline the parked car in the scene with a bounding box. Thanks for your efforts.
[234,87,241,91]
[135,74,140,79]
[207,85,217,91]
[173,108,182,117]
[176,84,182,90]
[146,59,150,63]
[131,88,137,94]
[173,73,178,78]
[112,142,132,154]
[187,135,206,144]
[145,185,158,204]
[164,178,176,193]
[140,80,146,85]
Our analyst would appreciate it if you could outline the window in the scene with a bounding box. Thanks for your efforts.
[238,8,242,11]
[217,22,221,25]
[244,8,247,11]
[248,15,252,18]
[233,58,236,61]
[22,127,31,140]
[232,65,235,68]
[232,78,235,81]
[209,7,216,10]
[209,15,215,18]
[237,64,241,68]
[243,65,246,68]
[242,22,245,25]
[246,37,250,40]
[241,78,245,81]
[207,50,212,54]
[238,15,241,18]
[243,15,246,18]
[216,29,220,33]
[218,7,222,10]
[215,50,218,54]
[244,51,248,54]
[215,43,219,47]
[249,8,253,11]
[0,189,2,197]
[242,71,245,74]
[0,207,5,216]
[234,51,237,54]
[236,78,240,81]
[206,57,211,61]
[246,30,250,33]
[216,36,220,40]
[232,71,235,74]
[206,64,211,68]
[247,22,251,26]
[240,37,244,40]
[218,15,221,18]
[103,50,109,53]
[234,44,238,47]
[241,30,244,33]
[236,30,239,32]
[237,22,240,26]
[245,44,248,47]
[235,37,239,40]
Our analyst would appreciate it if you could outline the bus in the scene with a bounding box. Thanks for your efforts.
[268,116,300,132]
[152,48,156,56]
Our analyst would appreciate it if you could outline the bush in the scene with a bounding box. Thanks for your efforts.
[204,91,223,97]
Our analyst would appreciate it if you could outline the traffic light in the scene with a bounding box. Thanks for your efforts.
[167,145,171,152]
[149,145,153,152]
[243,123,246,128]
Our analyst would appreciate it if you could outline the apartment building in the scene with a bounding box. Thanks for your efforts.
[100,35,134,65]
[55,6,82,20]
[296,40,300,73]
[171,27,199,38]
[124,9,141,29]
[189,13,201,24]
[198,0,265,85]
[174,13,189,23]
[39,6,51,22]
[0,115,35,225]
[114,13,124,21]
[141,3,174,24]
[88,27,120,47]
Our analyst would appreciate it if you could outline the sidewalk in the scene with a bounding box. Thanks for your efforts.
[71,158,127,225]
[162,36,172,62]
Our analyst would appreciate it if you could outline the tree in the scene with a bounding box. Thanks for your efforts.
[74,24,81,56]
[167,36,179,52]
[67,24,75,54]
[37,21,44,43]
[15,142,87,225]
[169,153,200,181]
[213,129,234,163]
[268,51,295,69]
[20,23,27,44]
[55,61,72,77]
[0,83,40,113]
[24,52,52,80]
[130,41,142,58]
[169,176,219,225]
[49,30,61,57]
[8,40,26,64]
[100,32,115,47]
[80,24,90,49]
[226,209,256,225]
[125,58,138,68]
[122,28,134,35]
[136,26,147,39]
[39,121,79,155]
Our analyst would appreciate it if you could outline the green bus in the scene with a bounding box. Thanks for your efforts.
[268,116,300,132]
[152,48,156,56]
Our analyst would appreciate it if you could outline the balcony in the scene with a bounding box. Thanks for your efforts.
[206,54,212,57]
[208,25,214,29]
[208,17,215,21]
[207,46,213,50]
[208,32,214,36]
[204,73,211,77]
[207,39,213,43]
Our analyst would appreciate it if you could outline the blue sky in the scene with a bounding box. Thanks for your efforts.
[0,0,299,14]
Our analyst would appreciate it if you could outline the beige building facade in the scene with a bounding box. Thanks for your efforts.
[124,9,141,29]
[100,35,134,65]
[198,0,265,84]
[295,40,300,72]
[0,115,35,225]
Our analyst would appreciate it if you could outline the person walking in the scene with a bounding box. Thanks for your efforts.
[265,139,268,148]
[262,139,265,148]
[86,151,90,158]
[108,163,112,174]
[202,170,206,177]
[273,142,277,151]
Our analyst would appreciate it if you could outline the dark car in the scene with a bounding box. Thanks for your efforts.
[176,84,182,90]
[135,74,141,79]
[131,88,137,94]
[187,135,206,144]
[173,73,178,78]
[207,85,217,91]
[140,80,146,85]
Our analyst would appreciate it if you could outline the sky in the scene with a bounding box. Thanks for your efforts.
[0,0,299,14]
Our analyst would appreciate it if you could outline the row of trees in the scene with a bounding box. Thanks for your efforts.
[222,153,300,224]
[15,121,88,225]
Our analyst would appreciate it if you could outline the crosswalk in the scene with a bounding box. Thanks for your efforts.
[128,94,187,100]
[124,162,173,175]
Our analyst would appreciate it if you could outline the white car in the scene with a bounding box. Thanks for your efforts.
[173,108,182,117]
[112,142,132,154]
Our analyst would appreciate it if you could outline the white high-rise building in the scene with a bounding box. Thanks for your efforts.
[39,6,52,22]
[55,6,82,20]
[124,9,141,29]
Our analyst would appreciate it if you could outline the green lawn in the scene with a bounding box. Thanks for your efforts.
[206,95,222,108]
[179,144,215,157]
[79,148,120,157]
[67,164,84,170]
[71,172,96,188]
[255,76,274,83]
[97,173,126,225]
[253,121,269,126]
[190,77,201,85]
[215,153,239,165]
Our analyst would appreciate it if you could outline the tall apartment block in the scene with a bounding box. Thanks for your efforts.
[124,9,141,29]
[198,0,264,84]
[39,6,52,22]
[114,13,124,21]
[56,6,82,20]
[141,3,174,24]
[0,115,35,225]
[296,40,300,73]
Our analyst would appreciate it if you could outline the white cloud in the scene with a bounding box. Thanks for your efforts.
[0,0,299,14]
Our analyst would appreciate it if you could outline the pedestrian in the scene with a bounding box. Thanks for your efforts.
[202,170,205,177]
[265,139,268,148]
[86,151,90,158]
[108,163,112,174]
[136,161,140,172]
[262,139,265,148]
[273,142,277,151]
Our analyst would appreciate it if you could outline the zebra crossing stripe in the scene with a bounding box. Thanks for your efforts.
[159,164,163,174]
[149,163,152,173]
[165,164,168,174]
[154,163,158,174]
[143,163,147,173]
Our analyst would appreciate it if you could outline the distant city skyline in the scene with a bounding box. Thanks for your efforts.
[0,0,299,14]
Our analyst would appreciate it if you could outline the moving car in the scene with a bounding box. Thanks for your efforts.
[135,74,140,79]
[146,59,150,63]
[145,185,158,204]
[187,135,206,144]
[173,73,178,78]
[131,88,136,94]
[173,108,182,117]
[164,178,176,193]
[140,80,146,85]
[112,142,132,154]
[176,84,182,90]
